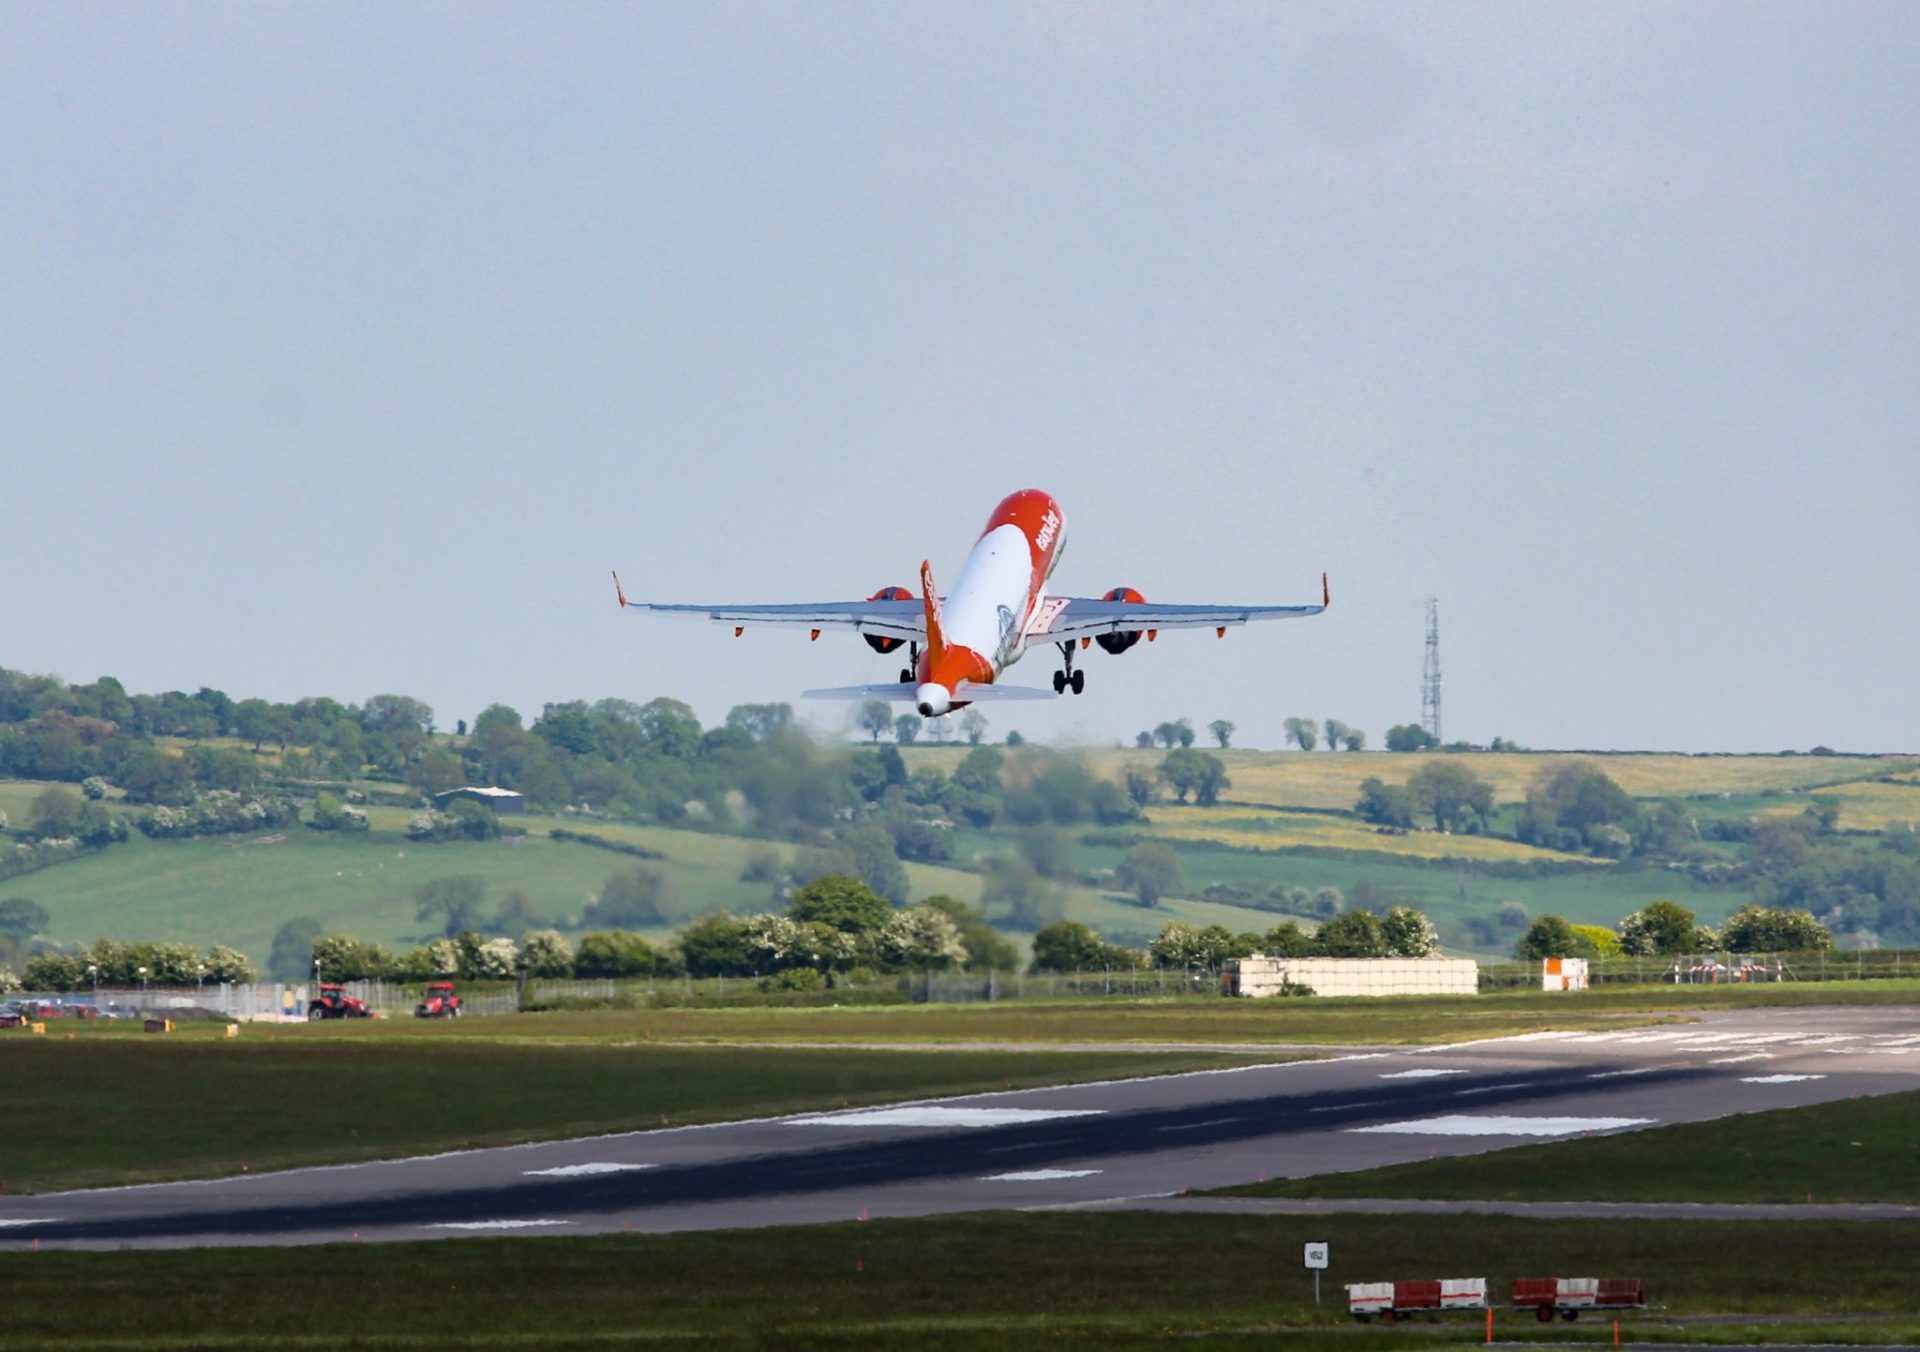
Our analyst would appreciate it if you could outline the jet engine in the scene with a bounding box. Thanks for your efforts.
[862,586,914,652]
[1094,586,1146,654]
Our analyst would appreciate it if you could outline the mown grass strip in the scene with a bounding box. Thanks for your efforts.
[4,1213,1919,1349]
[1211,1087,1920,1205]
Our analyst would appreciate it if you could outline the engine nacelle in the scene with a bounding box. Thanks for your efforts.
[863,586,914,652]
[1095,586,1146,654]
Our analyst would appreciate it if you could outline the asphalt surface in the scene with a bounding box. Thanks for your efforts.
[5,1003,1918,1250]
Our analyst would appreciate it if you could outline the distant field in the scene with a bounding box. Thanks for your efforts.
[1143,804,1597,865]
[1060,835,1736,952]
[10,826,1000,962]
[7,744,1904,964]
[1792,780,1920,831]
[1214,1088,1920,1205]
[908,747,1895,810]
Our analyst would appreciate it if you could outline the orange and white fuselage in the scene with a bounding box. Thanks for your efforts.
[913,489,1067,716]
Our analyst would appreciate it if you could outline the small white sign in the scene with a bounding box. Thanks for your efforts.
[1304,1241,1329,1270]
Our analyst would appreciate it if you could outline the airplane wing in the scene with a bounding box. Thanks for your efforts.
[613,573,925,643]
[1036,574,1329,643]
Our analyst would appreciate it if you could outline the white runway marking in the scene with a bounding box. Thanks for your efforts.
[1353,1115,1654,1138]
[1741,1074,1827,1084]
[0,1219,56,1229]
[524,1162,655,1177]
[791,1106,1103,1128]
[1379,1069,1466,1080]
[428,1219,575,1230]
[1709,1053,1773,1064]
[982,1169,1103,1182]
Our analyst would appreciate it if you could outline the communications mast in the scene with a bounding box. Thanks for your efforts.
[1421,597,1441,745]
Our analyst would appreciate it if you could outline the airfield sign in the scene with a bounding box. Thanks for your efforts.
[1304,1241,1329,1305]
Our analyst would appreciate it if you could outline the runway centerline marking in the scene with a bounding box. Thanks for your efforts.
[1741,1074,1827,1084]
[428,1219,575,1231]
[1352,1115,1654,1137]
[524,1163,655,1177]
[1154,1117,1243,1133]
[1708,1053,1773,1064]
[1379,1069,1466,1080]
[983,1169,1103,1182]
[789,1107,1103,1128]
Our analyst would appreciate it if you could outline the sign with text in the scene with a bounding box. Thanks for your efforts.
[1303,1241,1329,1270]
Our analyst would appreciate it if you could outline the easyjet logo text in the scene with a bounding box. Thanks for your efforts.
[1035,510,1060,552]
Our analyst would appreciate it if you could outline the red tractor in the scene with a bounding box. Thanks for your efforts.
[307,983,373,1020]
[414,981,462,1019]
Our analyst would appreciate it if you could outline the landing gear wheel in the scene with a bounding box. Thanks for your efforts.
[1069,669,1085,695]
[1051,670,1066,694]
[899,668,913,683]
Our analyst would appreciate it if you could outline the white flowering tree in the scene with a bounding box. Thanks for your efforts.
[1381,906,1439,958]
[423,937,462,977]
[519,930,576,978]
[470,937,520,979]
[1148,922,1206,970]
[881,906,967,971]
[201,944,257,984]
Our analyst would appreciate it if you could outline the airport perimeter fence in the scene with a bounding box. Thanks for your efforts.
[524,967,1232,1009]
[12,980,525,1020]
[1475,947,1920,992]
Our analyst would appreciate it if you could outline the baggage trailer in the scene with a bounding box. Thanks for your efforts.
[1511,1277,1645,1322]
[1347,1278,1486,1322]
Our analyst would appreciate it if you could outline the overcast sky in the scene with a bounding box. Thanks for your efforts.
[3,3,1914,753]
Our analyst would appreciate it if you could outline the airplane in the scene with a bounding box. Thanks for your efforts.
[614,488,1327,718]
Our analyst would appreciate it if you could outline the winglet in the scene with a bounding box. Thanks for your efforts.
[1322,572,1330,609]
[612,570,628,609]
[919,559,945,661]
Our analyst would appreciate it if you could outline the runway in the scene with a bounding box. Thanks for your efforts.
[6,1003,1918,1250]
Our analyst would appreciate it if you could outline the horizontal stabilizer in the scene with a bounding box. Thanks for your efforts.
[802,682,1057,703]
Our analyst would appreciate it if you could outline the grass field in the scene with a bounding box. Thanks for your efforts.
[907,747,1898,810]
[7,823,998,961]
[1143,804,1597,865]
[1064,835,1736,951]
[1794,780,1920,831]
[1213,1088,1920,1205]
[5,1212,1919,1348]
[0,1035,1266,1193]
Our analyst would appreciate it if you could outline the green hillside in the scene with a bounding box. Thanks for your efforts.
[6,742,1915,963]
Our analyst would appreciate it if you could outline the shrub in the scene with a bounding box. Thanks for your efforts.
[760,966,825,994]
[519,929,576,978]
[1311,909,1386,957]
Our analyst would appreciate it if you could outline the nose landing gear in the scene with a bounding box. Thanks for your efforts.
[1052,642,1086,695]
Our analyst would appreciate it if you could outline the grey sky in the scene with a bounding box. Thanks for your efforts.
[3,4,1914,752]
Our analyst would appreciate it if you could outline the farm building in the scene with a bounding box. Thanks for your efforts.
[431,786,526,815]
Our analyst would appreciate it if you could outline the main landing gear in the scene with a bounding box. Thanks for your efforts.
[898,642,920,685]
[1051,641,1086,696]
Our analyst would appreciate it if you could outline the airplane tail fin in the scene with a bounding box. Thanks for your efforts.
[920,559,946,661]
